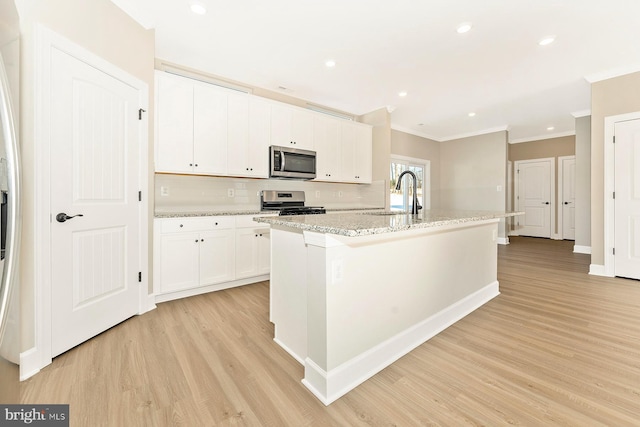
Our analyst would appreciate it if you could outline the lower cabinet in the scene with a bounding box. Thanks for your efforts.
[154,214,273,302]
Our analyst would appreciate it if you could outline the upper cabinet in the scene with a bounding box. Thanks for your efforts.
[155,70,372,182]
[314,115,372,184]
[270,103,314,150]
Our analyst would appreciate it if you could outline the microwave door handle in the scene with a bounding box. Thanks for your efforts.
[280,150,286,171]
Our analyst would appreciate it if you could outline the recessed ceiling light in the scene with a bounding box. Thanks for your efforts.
[539,36,556,46]
[190,1,207,15]
[398,91,407,97]
[325,60,336,68]
[468,112,476,117]
[547,126,555,131]
[457,23,472,34]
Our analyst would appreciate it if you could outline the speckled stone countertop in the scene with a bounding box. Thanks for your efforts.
[254,210,524,237]
[154,207,384,218]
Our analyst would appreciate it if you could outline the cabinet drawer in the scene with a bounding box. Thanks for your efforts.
[236,214,275,228]
[159,216,236,233]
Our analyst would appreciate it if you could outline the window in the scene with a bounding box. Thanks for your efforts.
[390,156,430,211]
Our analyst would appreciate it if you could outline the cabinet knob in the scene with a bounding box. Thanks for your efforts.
[189,163,193,166]
[201,239,204,242]
[180,224,183,227]
[195,239,199,243]
[195,164,198,167]
[215,222,219,226]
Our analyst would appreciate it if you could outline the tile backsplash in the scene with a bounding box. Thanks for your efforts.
[155,174,386,213]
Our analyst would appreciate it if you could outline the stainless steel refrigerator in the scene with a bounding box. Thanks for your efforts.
[0,0,21,404]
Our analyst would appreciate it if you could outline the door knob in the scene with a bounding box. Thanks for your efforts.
[56,213,84,223]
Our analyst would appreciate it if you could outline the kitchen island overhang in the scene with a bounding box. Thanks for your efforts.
[255,210,522,405]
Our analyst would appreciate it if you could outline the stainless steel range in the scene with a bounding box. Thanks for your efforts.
[260,190,326,216]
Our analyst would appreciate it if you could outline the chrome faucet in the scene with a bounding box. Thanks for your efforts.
[395,170,421,214]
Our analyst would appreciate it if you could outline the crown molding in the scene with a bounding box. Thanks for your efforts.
[584,64,640,83]
[509,130,575,144]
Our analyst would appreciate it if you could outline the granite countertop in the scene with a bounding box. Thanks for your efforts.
[253,209,524,237]
[154,206,384,218]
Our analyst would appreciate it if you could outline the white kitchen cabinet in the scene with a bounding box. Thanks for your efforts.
[154,215,273,302]
[156,72,194,173]
[340,121,373,183]
[313,114,342,181]
[193,80,228,174]
[154,217,236,295]
[270,102,314,150]
[227,96,269,177]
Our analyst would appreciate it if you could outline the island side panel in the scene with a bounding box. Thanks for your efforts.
[302,219,500,405]
[269,225,308,364]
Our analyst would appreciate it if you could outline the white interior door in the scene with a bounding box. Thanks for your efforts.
[515,159,552,238]
[50,47,142,357]
[560,156,576,240]
[614,119,640,279]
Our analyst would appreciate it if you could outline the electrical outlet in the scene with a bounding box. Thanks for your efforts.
[160,186,169,197]
[227,188,235,197]
[338,191,344,198]
[332,259,344,283]
[315,190,320,198]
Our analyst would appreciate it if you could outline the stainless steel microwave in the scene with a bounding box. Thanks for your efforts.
[269,146,316,179]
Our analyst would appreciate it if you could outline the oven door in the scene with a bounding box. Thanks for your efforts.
[270,146,316,179]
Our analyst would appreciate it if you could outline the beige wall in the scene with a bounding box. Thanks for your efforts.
[440,131,508,238]
[591,71,640,266]
[15,0,154,351]
[390,129,441,208]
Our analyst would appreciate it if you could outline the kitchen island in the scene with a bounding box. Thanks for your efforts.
[254,210,522,405]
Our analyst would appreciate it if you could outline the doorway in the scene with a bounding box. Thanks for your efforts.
[31,27,150,372]
[514,158,554,238]
[390,155,430,211]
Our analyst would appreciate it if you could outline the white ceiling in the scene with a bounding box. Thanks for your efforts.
[111,0,640,143]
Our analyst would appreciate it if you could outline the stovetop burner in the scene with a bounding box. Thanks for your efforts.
[260,190,326,215]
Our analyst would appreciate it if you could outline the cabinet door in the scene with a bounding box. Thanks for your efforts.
[156,72,194,173]
[270,103,314,150]
[313,115,341,181]
[353,124,373,183]
[235,228,260,279]
[246,97,270,177]
[193,81,228,175]
[291,108,314,150]
[339,122,357,182]
[158,232,200,293]
[257,228,271,275]
[199,229,236,285]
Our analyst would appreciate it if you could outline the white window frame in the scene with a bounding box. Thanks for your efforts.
[390,155,430,210]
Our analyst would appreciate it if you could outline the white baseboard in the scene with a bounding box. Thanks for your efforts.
[497,237,509,245]
[155,275,269,303]
[273,337,305,365]
[19,347,49,381]
[574,245,591,254]
[589,264,609,276]
[140,293,157,314]
[302,281,500,405]
[552,233,562,240]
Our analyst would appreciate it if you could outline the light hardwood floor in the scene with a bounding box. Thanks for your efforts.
[20,237,640,426]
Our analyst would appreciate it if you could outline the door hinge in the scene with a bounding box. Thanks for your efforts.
[138,190,142,202]
[613,248,615,255]
[138,272,142,282]
[613,191,615,199]
[138,108,146,120]
[613,135,616,144]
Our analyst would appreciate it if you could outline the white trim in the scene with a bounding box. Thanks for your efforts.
[571,109,591,118]
[589,264,609,277]
[584,65,640,84]
[509,130,575,144]
[390,124,441,141]
[154,275,269,304]
[513,158,555,239]
[557,155,576,241]
[574,245,591,254]
[19,347,44,381]
[497,237,510,245]
[302,281,500,405]
[31,25,150,374]
[604,111,640,277]
[439,125,509,142]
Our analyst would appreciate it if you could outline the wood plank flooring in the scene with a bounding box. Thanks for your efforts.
[19,237,640,426]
